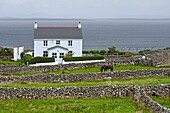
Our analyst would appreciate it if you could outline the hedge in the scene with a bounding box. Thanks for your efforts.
[63,56,104,62]
[23,55,55,64]
[30,57,55,64]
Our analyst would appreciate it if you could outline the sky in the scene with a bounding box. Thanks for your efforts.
[0,0,170,19]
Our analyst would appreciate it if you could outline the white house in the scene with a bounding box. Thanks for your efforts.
[13,46,24,61]
[34,22,83,64]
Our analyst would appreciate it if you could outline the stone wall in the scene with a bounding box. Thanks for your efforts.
[143,50,170,66]
[105,55,140,65]
[0,85,134,99]
[0,62,105,74]
[0,85,169,113]
[0,56,12,60]
[0,69,169,83]
[134,85,170,113]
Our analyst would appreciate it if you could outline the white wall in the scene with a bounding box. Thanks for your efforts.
[34,39,82,57]
[13,46,24,61]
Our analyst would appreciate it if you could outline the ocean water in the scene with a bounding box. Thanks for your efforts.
[0,19,170,52]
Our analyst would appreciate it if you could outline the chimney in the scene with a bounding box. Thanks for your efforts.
[78,22,81,29]
[34,22,38,29]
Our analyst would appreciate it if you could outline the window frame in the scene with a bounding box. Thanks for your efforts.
[43,40,48,47]
[56,40,60,45]
[43,51,48,57]
[59,53,64,58]
[52,53,57,58]
[68,40,72,47]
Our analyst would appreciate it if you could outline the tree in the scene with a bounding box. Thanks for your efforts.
[20,52,25,59]
[100,50,107,55]
[108,46,116,54]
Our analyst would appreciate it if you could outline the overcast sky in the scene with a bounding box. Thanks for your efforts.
[0,0,170,18]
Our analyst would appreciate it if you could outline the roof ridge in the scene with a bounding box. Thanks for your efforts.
[38,26,78,28]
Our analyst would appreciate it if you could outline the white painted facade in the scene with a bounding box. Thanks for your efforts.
[13,46,24,61]
[34,39,82,64]
[34,22,83,64]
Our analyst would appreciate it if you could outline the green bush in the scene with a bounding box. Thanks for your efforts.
[138,49,151,55]
[23,54,32,64]
[45,57,55,62]
[82,51,90,54]
[23,55,55,64]
[163,47,170,50]
[108,46,116,54]
[100,50,107,55]
[89,50,99,54]
[63,56,104,62]
[30,57,55,64]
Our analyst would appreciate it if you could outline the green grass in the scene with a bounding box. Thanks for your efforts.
[151,96,170,109]
[0,97,151,113]
[1,65,170,76]
[0,76,169,88]
[0,59,22,67]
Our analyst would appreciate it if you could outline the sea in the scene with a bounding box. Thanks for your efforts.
[0,19,170,52]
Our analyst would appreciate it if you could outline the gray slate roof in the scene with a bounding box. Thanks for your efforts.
[47,45,68,51]
[34,27,83,39]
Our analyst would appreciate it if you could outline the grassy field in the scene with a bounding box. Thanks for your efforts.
[1,65,170,76]
[0,76,169,88]
[0,97,151,113]
[151,96,170,109]
[0,59,22,67]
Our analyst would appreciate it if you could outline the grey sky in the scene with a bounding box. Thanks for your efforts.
[0,0,170,18]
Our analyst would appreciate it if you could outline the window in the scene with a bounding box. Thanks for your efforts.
[43,40,48,46]
[56,40,60,45]
[43,51,48,57]
[68,51,72,57]
[68,40,72,46]
[60,53,64,58]
[52,53,57,58]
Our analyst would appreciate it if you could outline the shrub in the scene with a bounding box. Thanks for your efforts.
[82,51,90,54]
[100,50,107,55]
[23,54,32,64]
[90,50,95,54]
[23,55,55,64]
[94,54,103,57]
[138,49,151,55]
[163,47,170,50]
[108,46,116,54]
[45,57,55,63]
[118,51,136,56]
[89,50,100,54]
[63,56,104,62]
[30,57,55,64]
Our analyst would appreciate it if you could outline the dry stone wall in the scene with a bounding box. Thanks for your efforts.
[143,50,170,66]
[0,62,105,74]
[0,56,12,60]
[0,69,169,83]
[0,85,134,99]
[105,55,140,65]
[134,85,170,113]
[0,85,169,113]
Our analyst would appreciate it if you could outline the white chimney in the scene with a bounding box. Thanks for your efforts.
[78,22,81,29]
[34,22,38,29]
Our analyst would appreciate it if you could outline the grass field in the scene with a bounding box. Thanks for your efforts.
[0,59,22,67]
[1,65,170,76]
[0,97,152,113]
[151,96,170,109]
[0,76,169,88]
